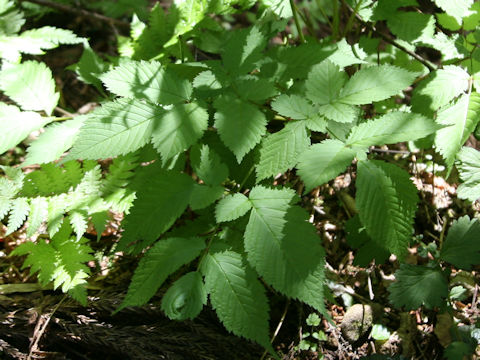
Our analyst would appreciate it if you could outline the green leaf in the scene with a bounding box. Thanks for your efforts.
[318,102,358,123]
[151,102,208,164]
[434,92,480,174]
[16,26,83,52]
[161,271,206,320]
[0,0,24,36]
[189,184,224,210]
[346,111,440,150]
[388,264,448,309]
[0,103,50,155]
[305,60,347,105]
[222,26,267,75]
[215,193,252,222]
[100,60,192,105]
[387,12,435,43]
[297,139,356,192]
[119,169,194,252]
[26,197,48,238]
[440,216,480,269]
[244,186,327,315]
[433,0,474,21]
[412,66,470,115]
[234,75,277,101]
[24,117,85,165]
[190,144,229,186]
[456,147,480,201]
[263,0,292,18]
[118,237,205,311]
[12,240,56,284]
[338,65,417,105]
[256,121,310,181]
[0,60,59,115]
[66,99,163,160]
[69,211,88,241]
[200,250,272,350]
[68,44,109,89]
[270,94,317,120]
[214,94,267,162]
[356,160,418,257]
[6,197,29,235]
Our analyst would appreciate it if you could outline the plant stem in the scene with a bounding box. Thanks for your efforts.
[290,0,305,43]
[19,0,129,29]
[331,0,340,40]
[343,0,363,38]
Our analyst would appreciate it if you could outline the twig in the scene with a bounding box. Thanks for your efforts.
[370,147,410,155]
[19,0,130,29]
[289,0,305,43]
[260,299,290,360]
[28,295,67,360]
[341,0,436,72]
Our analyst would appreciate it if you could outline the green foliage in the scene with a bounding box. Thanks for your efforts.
[388,264,449,310]
[3,0,480,355]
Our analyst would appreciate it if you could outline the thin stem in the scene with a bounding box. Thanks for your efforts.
[260,299,290,360]
[290,0,305,43]
[331,0,340,40]
[343,0,363,38]
[342,0,435,72]
[19,0,129,29]
[50,116,73,122]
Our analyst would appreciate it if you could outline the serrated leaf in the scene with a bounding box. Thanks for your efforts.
[244,186,327,315]
[256,121,310,181]
[24,117,85,165]
[69,211,88,241]
[0,103,50,154]
[26,197,48,238]
[69,44,109,89]
[435,92,480,174]
[161,271,206,320]
[119,170,194,252]
[433,0,474,21]
[297,139,356,192]
[346,111,440,150]
[215,193,252,222]
[118,237,205,311]
[318,102,358,123]
[17,26,83,52]
[234,75,277,101]
[190,144,229,186]
[0,0,24,36]
[200,250,272,350]
[101,60,192,105]
[440,216,480,269]
[151,102,208,164]
[327,38,367,68]
[338,65,416,105]
[305,60,347,105]
[270,94,317,120]
[6,197,29,235]
[214,95,267,162]
[263,0,292,18]
[66,99,163,161]
[387,12,435,43]
[388,264,448,309]
[0,60,59,115]
[356,160,418,257]
[412,66,470,115]
[12,240,56,284]
[190,184,224,210]
[456,147,480,201]
[222,26,266,75]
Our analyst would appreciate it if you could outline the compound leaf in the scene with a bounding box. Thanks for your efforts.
[190,144,229,186]
[118,237,205,311]
[305,60,347,105]
[356,160,418,258]
[456,147,480,201]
